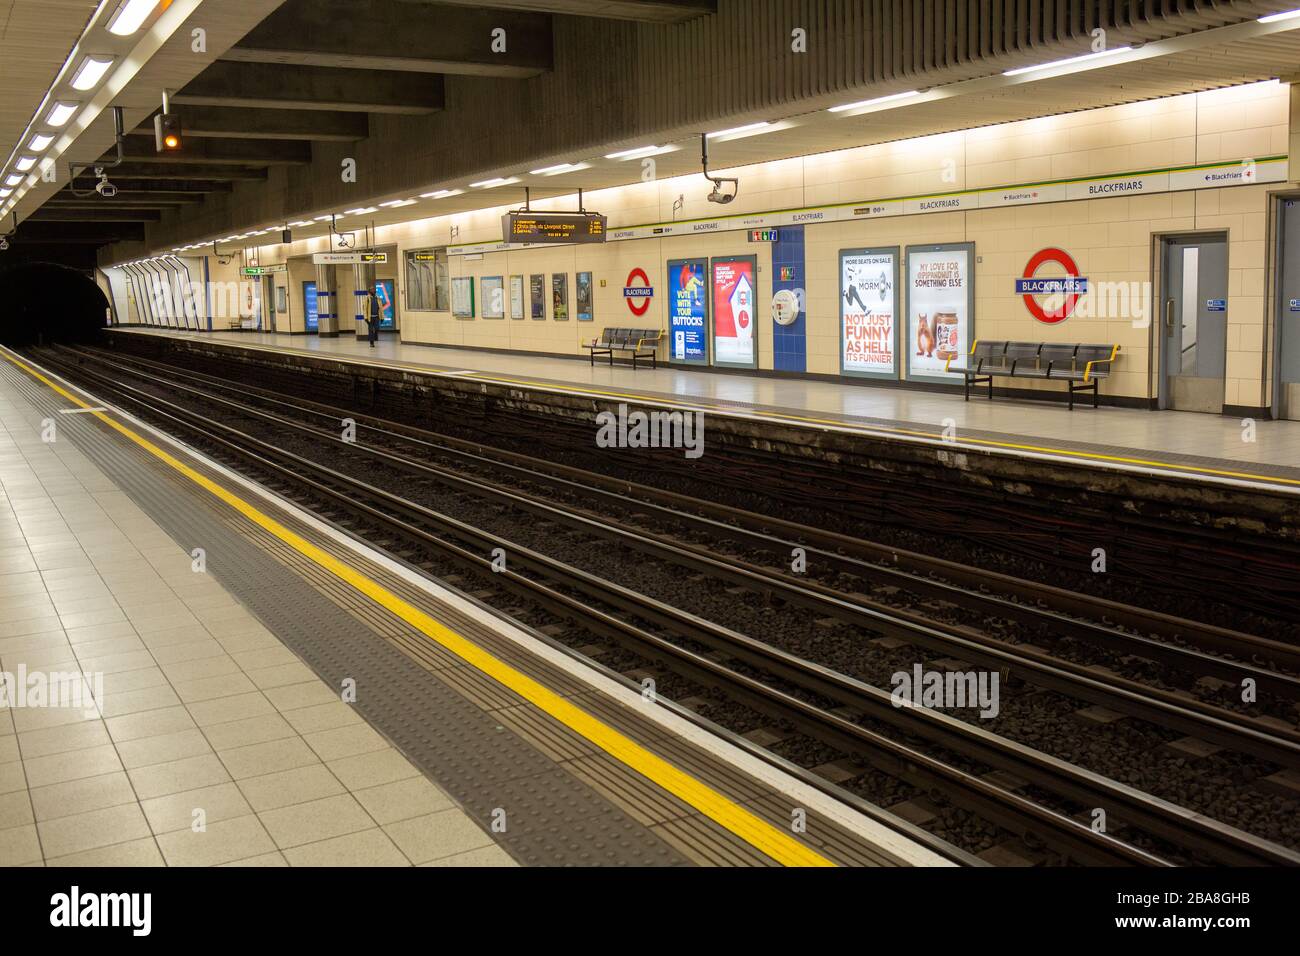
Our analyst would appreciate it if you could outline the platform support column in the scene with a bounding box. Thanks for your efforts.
[315,264,339,336]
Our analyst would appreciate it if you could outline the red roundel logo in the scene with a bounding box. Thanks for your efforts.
[1018,248,1089,324]
[623,268,654,316]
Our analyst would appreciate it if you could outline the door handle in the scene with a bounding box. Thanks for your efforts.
[1165,298,1175,333]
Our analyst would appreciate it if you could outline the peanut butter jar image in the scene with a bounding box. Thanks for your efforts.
[933,311,960,362]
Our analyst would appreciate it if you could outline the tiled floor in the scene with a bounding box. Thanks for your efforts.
[122,328,1300,472]
[0,369,515,867]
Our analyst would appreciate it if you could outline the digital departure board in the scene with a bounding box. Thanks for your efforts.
[502,212,607,245]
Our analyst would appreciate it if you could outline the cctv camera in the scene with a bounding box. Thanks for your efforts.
[0,238,8,251]
[95,177,117,199]
[708,185,735,205]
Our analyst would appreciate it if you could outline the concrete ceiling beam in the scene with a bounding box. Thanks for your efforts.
[223,0,551,77]
[135,106,369,142]
[176,63,445,114]
[110,135,312,166]
[413,0,714,23]
[30,208,164,222]
[88,164,271,181]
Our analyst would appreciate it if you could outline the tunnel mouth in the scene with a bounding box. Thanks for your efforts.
[0,262,110,347]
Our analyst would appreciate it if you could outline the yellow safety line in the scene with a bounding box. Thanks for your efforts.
[123,332,1300,489]
[1,349,833,868]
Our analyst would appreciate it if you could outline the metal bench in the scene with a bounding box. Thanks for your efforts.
[946,340,1119,408]
[585,327,628,366]
[585,327,663,369]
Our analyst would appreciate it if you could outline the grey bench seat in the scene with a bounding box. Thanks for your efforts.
[946,340,1119,408]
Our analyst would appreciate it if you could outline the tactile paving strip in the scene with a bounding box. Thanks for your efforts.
[1,363,687,867]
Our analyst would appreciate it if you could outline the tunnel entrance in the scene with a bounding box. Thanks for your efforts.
[0,262,109,347]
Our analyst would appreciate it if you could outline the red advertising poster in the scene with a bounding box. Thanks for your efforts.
[711,256,757,367]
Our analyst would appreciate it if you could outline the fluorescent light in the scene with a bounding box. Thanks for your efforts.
[529,162,587,176]
[343,206,378,215]
[1003,46,1132,77]
[707,122,771,138]
[0,189,11,199]
[14,157,36,172]
[29,133,54,151]
[71,56,115,91]
[605,145,667,160]
[828,90,920,113]
[313,214,333,221]
[1260,9,1300,23]
[420,188,463,199]
[47,103,78,127]
[107,0,158,35]
[288,220,312,227]
[4,175,22,187]
[379,199,416,207]
[469,177,519,188]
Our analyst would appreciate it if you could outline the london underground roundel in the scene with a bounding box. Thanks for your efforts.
[1016,248,1089,324]
[623,268,654,316]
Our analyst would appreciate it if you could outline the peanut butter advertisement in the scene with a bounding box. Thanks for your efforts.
[906,245,972,380]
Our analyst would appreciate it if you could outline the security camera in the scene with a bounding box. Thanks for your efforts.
[707,183,736,204]
[95,176,117,199]
[0,237,8,251]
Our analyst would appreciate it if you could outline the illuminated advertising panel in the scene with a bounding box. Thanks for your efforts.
[840,247,899,379]
[667,258,708,365]
[710,255,757,368]
[906,242,975,383]
[374,279,395,329]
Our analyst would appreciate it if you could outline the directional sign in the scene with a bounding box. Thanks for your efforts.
[240,264,287,276]
[311,252,388,264]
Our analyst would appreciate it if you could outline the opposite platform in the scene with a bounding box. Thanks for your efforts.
[114,328,1300,492]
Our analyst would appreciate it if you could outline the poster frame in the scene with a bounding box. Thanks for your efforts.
[666,257,711,367]
[551,273,569,321]
[481,275,505,319]
[839,246,901,381]
[529,274,545,320]
[576,271,594,321]
[709,254,759,370]
[509,275,525,320]
[904,241,976,385]
[451,275,475,319]
[302,280,318,333]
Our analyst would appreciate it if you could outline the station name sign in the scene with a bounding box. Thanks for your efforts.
[501,212,607,245]
[311,252,388,264]
[239,264,287,276]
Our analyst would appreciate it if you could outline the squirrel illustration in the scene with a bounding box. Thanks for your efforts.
[916,313,934,357]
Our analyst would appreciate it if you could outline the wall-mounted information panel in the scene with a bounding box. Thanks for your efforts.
[502,212,607,244]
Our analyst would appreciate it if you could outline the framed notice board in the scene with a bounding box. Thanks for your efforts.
[451,276,475,319]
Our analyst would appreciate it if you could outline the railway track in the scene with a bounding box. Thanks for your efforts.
[33,344,1300,866]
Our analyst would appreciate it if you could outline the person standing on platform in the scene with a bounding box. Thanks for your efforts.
[366,292,380,348]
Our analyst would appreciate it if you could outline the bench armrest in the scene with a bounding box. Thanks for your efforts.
[1083,346,1120,383]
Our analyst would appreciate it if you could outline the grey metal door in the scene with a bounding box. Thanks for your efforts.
[1161,236,1228,413]
[1276,199,1300,420]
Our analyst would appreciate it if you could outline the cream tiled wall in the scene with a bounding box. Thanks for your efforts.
[186,81,1292,405]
